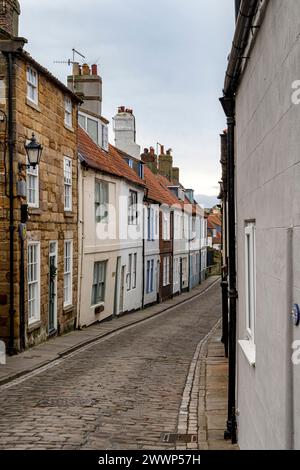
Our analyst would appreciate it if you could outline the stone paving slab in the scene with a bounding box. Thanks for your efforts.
[0,276,219,385]
[197,325,239,451]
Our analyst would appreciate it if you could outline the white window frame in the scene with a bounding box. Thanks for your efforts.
[146,259,154,294]
[27,242,40,325]
[64,240,73,308]
[95,179,109,223]
[91,261,107,306]
[64,157,72,212]
[245,222,256,342]
[132,253,137,289]
[79,112,108,150]
[101,124,109,151]
[27,66,38,104]
[163,210,170,240]
[127,253,137,291]
[64,96,73,127]
[128,190,138,225]
[147,207,155,241]
[163,257,170,286]
[26,164,39,208]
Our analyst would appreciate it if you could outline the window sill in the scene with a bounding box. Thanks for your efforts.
[63,304,74,314]
[238,339,256,367]
[64,124,74,133]
[64,211,73,218]
[26,98,41,112]
[90,302,104,310]
[27,320,41,333]
[28,207,42,215]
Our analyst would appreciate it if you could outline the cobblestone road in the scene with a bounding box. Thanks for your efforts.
[0,282,221,450]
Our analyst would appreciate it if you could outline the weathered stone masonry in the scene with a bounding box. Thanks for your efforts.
[0,47,80,349]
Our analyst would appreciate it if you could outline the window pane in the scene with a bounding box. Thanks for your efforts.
[87,118,98,143]
[78,114,86,129]
[91,261,106,305]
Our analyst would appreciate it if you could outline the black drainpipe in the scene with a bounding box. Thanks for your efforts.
[5,51,15,355]
[221,213,228,358]
[19,230,25,351]
[220,96,237,444]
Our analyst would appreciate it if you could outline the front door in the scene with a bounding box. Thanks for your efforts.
[49,242,57,334]
[119,266,125,315]
[180,257,183,292]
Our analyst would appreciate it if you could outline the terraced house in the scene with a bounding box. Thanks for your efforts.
[0,1,80,352]
[69,67,145,326]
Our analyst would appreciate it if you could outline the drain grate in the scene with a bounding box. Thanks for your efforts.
[36,397,98,408]
[161,433,197,444]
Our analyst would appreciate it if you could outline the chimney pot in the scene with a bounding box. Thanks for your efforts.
[72,62,80,77]
[149,147,155,155]
[82,63,90,75]
[118,106,125,113]
[160,144,165,155]
[91,64,98,75]
[144,148,149,153]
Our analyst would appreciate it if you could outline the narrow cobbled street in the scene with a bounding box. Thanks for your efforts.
[0,282,221,450]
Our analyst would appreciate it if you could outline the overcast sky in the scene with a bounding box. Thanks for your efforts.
[20,0,234,206]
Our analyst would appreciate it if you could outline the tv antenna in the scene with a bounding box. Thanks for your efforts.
[54,49,86,89]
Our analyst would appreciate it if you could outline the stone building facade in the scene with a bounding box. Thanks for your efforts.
[0,6,80,351]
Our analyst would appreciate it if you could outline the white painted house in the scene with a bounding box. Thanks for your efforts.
[68,65,145,327]
[77,129,145,327]
[221,0,300,449]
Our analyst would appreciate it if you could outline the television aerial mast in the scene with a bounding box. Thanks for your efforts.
[54,48,86,89]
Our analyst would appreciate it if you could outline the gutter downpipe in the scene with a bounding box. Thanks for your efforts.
[6,51,15,355]
[221,198,228,358]
[220,96,237,444]
[220,0,260,444]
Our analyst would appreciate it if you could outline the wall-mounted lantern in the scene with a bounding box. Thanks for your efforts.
[24,133,43,168]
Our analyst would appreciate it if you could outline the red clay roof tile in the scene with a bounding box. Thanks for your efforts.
[77,127,145,188]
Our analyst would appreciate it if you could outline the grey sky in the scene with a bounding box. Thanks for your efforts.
[19,0,234,202]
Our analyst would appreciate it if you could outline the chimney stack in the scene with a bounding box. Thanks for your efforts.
[172,167,180,184]
[158,145,173,181]
[0,1,20,38]
[113,106,141,159]
[141,146,157,173]
[67,62,102,117]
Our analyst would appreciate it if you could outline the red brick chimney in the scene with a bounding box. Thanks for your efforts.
[158,145,173,180]
[141,146,157,173]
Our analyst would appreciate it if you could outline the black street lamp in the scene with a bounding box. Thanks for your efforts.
[24,133,43,168]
